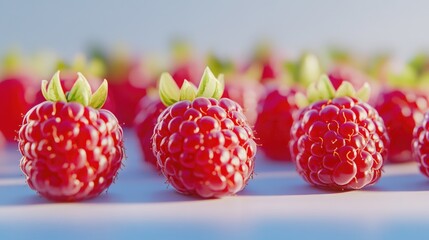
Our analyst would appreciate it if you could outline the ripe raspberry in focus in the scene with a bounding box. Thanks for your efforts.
[412,112,429,177]
[290,76,389,190]
[18,72,124,201]
[254,87,298,160]
[152,68,257,198]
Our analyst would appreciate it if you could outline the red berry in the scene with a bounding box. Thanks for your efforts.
[152,97,257,198]
[412,112,429,177]
[328,65,369,90]
[254,87,299,160]
[0,75,34,141]
[290,96,389,190]
[134,95,166,169]
[374,89,428,163]
[223,80,263,125]
[18,72,124,201]
[108,80,147,126]
[172,64,199,86]
[18,101,124,201]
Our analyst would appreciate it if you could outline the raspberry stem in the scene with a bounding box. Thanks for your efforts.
[41,71,108,109]
[295,74,371,108]
[159,67,224,106]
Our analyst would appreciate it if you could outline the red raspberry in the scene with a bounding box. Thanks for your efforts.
[290,76,389,190]
[103,52,150,127]
[152,68,257,198]
[0,75,34,141]
[18,72,124,201]
[223,80,263,125]
[413,112,429,177]
[254,87,299,160]
[134,95,166,169]
[374,89,428,163]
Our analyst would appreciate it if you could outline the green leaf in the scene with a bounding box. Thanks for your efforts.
[159,72,180,106]
[196,67,218,98]
[46,71,67,102]
[179,80,197,101]
[89,79,108,109]
[66,72,92,106]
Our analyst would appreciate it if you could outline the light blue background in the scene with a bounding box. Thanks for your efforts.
[1,0,429,59]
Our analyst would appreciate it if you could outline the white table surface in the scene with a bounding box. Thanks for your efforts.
[1,129,429,240]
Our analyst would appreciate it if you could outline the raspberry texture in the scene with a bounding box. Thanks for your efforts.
[254,88,298,160]
[152,97,257,198]
[375,89,428,163]
[412,112,429,177]
[18,101,124,201]
[290,96,389,190]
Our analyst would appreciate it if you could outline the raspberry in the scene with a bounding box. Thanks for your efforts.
[223,80,263,125]
[254,87,298,160]
[18,72,124,201]
[375,89,428,163]
[152,68,257,198]
[0,75,34,141]
[412,112,429,177]
[134,95,166,169]
[290,76,389,190]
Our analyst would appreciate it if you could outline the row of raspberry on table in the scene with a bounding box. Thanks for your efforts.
[1,46,428,163]
[3,45,429,201]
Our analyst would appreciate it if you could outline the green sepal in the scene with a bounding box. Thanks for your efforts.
[66,72,92,106]
[180,80,197,101]
[159,72,180,106]
[158,67,225,107]
[89,79,108,109]
[41,71,108,109]
[212,74,225,100]
[317,75,336,100]
[42,71,67,102]
[285,53,322,87]
[197,67,218,98]
[356,83,371,102]
[335,81,356,98]
[296,74,371,107]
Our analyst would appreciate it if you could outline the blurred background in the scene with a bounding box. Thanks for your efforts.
[2,0,429,60]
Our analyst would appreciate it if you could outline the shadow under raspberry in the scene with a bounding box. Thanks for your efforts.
[364,173,429,192]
